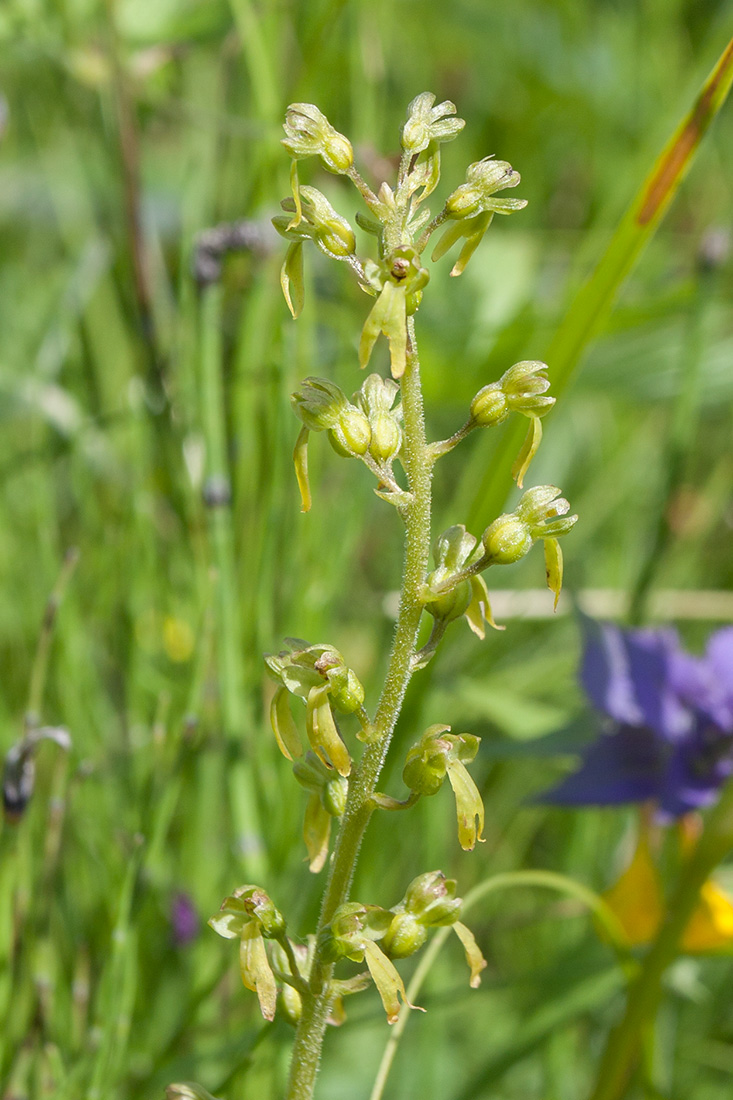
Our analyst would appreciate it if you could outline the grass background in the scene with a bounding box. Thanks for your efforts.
[1,0,732,1097]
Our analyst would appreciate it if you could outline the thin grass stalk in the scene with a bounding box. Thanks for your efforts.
[198,284,267,882]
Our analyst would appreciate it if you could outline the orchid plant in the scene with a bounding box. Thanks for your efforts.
[169,93,577,1100]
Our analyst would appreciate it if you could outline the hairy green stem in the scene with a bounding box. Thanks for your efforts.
[284,316,433,1100]
[586,783,733,1100]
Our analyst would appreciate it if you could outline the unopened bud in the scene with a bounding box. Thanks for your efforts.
[369,412,402,461]
[482,514,533,565]
[470,385,509,427]
[424,578,472,624]
[324,664,365,714]
[382,912,428,958]
[328,408,372,457]
[402,871,463,927]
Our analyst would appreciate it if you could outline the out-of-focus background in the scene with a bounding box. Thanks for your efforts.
[1,1,732,1097]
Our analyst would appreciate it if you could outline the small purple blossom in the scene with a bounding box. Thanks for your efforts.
[171,891,199,947]
[543,620,733,819]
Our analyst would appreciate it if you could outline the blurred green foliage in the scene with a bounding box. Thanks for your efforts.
[0,1,732,1097]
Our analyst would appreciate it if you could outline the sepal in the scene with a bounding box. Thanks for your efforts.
[511,415,542,488]
[452,921,487,987]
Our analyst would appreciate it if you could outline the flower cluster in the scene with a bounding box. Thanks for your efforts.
[320,871,485,1023]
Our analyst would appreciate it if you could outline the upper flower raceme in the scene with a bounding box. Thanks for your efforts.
[543,621,733,818]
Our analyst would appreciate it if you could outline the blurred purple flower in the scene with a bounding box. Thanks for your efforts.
[543,620,733,819]
[171,891,199,946]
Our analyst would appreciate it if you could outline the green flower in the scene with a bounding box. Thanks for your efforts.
[433,157,527,275]
[403,725,485,850]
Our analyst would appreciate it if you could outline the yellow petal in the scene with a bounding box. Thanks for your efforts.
[511,415,542,488]
[303,792,331,873]
[239,924,277,1022]
[270,687,303,761]
[452,921,487,988]
[293,425,311,513]
[602,835,664,947]
[682,880,733,953]
[362,940,423,1024]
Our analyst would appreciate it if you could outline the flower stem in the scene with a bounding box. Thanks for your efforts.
[586,783,733,1100]
[284,316,433,1100]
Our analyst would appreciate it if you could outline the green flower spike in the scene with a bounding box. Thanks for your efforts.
[403,725,485,850]
[424,525,500,638]
[293,752,348,872]
[433,157,527,276]
[482,486,577,605]
[281,103,353,228]
[359,248,430,378]
[208,886,286,1022]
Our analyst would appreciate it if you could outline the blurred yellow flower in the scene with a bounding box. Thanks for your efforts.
[602,827,733,953]
[163,616,195,663]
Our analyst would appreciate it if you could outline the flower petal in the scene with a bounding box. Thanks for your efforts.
[540,724,663,807]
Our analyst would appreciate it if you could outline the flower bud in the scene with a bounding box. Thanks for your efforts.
[282,103,353,173]
[482,514,533,565]
[321,903,393,962]
[402,870,463,927]
[470,384,508,427]
[368,412,402,461]
[354,374,403,461]
[265,639,342,699]
[471,361,555,432]
[275,187,356,259]
[238,886,286,939]
[328,408,372,457]
[501,361,554,415]
[424,578,472,625]
[382,913,428,959]
[322,773,348,817]
[323,663,365,714]
[403,724,452,796]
